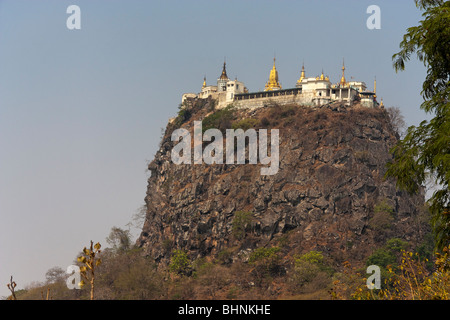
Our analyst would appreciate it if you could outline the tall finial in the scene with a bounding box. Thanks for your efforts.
[202,75,206,88]
[340,58,346,85]
[297,60,305,85]
[271,55,277,70]
[219,59,228,80]
[374,76,377,97]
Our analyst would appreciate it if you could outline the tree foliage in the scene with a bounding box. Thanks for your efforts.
[201,104,236,133]
[169,249,192,276]
[291,251,333,294]
[386,0,450,250]
[96,248,163,299]
[249,247,283,285]
[352,246,450,300]
[232,211,253,240]
[106,227,131,253]
[45,266,66,284]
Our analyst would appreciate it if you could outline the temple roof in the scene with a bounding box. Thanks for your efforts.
[219,62,229,80]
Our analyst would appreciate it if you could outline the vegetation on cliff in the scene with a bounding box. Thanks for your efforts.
[140,99,430,270]
[6,227,449,300]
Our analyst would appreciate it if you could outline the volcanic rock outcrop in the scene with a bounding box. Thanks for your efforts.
[137,99,427,266]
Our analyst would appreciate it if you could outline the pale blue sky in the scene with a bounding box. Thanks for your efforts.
[0,0,429,297]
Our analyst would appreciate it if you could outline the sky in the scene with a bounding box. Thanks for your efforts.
[0,0,431,297]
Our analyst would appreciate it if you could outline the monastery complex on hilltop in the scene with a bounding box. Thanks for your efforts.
[182,59,383,110]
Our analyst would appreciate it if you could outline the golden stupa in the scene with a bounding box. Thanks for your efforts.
[264,58,282,91]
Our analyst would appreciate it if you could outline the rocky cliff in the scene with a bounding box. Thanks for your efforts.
[137,99,428,267]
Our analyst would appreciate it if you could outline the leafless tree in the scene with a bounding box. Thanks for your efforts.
[6,276,17,300]
[386,106,406,137]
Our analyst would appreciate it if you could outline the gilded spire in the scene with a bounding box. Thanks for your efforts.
[374,76,377,98]
[299,62,305,82]
[296,62,305,87]
[265,57,282,91]
[202,76,206,88]
[340,58,346,85]
[219,61,228,80]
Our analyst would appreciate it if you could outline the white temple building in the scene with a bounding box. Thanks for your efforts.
[182,59,380,110]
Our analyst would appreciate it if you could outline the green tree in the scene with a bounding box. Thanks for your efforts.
[169,250,192,276]
[201,104,235,133]
[366,248,397,269]
[231,118,259,131]
[386,0,450,250]
[232,211,253,240]
[249,247,281,270]
[249,247,282,285]
[366,238,410,286]
[386,238,409,253]
[369,200,395,232]
[291,251,333,294]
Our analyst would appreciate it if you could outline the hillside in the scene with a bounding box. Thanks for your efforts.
[136,99,429,280]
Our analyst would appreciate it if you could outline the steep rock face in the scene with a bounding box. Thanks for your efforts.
[137,101,427,266]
